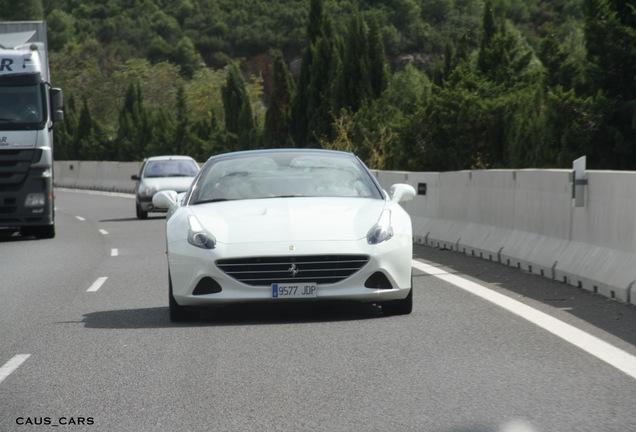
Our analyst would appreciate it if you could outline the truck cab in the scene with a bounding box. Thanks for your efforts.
[0,22,63,239]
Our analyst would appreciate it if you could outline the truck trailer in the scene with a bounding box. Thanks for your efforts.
[0,21,64,239]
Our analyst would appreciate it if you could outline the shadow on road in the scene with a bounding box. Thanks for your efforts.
[80,302,386,329]
[99,216,165,223]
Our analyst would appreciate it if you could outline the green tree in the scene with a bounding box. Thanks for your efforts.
[171,36,202,79]
[538,32,577,90]
[221,64,255,150]
[584,0,636,168]
[147,108,176,156]
[264,50,295,148]
[0,0,43,20]
[306,19,341,145]
[46,9,75,51]
[367,15,390,99]
[334,11,372,114]
[476,2,533,87]
[174,84,193,155]
[291,0,326,146]
[54,93,79,160]
[116,82,151,161]
[76,97,108,160]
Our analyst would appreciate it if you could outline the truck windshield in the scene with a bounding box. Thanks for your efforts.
[0,85,45,127]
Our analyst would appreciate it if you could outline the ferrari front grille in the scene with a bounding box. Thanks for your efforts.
[216,255,369,286]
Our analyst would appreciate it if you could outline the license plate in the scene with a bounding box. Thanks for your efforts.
[272,283,317,299]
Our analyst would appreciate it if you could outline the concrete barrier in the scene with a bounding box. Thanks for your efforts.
[54,161,142,193]
[54,160,636,305]
[374,168,636,306]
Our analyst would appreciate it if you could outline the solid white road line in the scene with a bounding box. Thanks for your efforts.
[75,216,86,221]
[412,259,636,380]
[111,248,118,257]
[0,354,31,385]
[87,277,108,292]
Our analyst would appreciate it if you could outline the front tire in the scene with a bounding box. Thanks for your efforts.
[136,201,148,219]
[169,273,192,322]
[382,288,413,315]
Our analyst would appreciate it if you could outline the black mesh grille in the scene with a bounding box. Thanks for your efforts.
[0,149,35,191]
[216,255,369,286]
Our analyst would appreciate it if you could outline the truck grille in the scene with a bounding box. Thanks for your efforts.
[0,149,35,192]
[216,255,370,286]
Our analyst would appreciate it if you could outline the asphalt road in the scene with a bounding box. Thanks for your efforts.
[1,189,635,432]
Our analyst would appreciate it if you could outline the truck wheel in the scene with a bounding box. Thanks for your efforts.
[36,225,55,239]
[23,225,55,239]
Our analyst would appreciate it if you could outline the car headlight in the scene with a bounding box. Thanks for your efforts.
[367,209,394,244]
[140,186,157,197]
[187,215,216,249]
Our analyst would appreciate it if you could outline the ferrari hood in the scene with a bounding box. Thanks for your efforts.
[189,197,387,243]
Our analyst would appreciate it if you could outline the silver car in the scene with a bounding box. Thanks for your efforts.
[132,155,199,219]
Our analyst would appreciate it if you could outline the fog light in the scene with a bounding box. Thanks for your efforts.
[24,193,45,207]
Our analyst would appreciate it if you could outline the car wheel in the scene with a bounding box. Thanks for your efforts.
[382,273,413,316]
[169,273,191,322]
[136,201,148,219]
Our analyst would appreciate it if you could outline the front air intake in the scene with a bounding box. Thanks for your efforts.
[364,272,393,289]
[192,277,222,295]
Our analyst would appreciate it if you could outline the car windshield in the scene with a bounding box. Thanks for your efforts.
[143,160,199,178]
[189,152,382,204]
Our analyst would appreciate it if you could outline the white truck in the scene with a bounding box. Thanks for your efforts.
[0,21,64,239]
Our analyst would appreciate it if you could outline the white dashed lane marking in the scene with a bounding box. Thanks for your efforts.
[87,277,108,292]
[0,354,31,385]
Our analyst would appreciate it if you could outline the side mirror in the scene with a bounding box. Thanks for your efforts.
[131,174,140,181]
[389,183,416,203]
[153,190,178,209]
[50,88,64,122]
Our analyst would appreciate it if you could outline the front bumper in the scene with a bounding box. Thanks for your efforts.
[168,236,413,307]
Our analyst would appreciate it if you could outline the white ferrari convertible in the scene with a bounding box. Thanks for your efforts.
[153,149,415,321]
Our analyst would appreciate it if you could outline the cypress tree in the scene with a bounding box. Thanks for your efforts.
[291,0,326,147]
[174,84,190,155]
[443,39,454,81]
[477,0,497,75]
[367,15,389,99]
[116,82,151,161]
[76,98,107,160]
[264,50,295,148]
[306,16,340,145]
[54,93,78,160]
[334,11,372,114]
[476,2,532,86]
[584,0,636,168]
[221,64,254,150]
